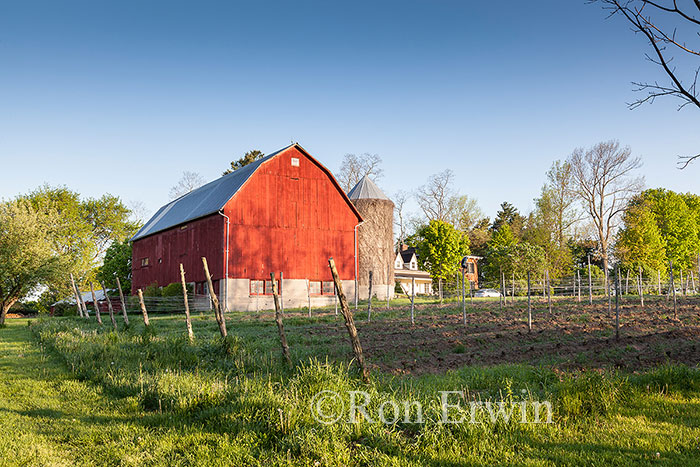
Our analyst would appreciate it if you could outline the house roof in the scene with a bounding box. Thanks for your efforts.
[399,249,416,264]
[132,143,362,241]
[347,175,391,201]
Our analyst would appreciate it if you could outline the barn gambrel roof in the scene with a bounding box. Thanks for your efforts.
[132,143,361,241]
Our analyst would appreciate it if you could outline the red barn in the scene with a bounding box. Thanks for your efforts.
[131,143,363,311]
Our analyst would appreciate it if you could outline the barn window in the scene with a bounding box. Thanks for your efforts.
[141,258,150,267]
[322,281,336,295]
[180,225,188,230]
[250,280,264,295]
[308,281,321,295]
[291,157,300,167]
[467,263,475,274]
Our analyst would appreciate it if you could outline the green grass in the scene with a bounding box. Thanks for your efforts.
[1,313,700,465]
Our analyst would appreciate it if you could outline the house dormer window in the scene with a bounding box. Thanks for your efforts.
[410,260,417,270]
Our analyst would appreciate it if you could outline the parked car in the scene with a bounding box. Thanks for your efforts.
[473,288,502,298]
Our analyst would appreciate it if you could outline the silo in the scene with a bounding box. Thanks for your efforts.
[347,176,395,301]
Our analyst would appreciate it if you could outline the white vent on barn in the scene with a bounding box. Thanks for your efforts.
[291,157,300,167]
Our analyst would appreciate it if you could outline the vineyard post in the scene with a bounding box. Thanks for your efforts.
[577,270,582,303]
[280,272,284,314]
[202,257,227,338]
[546,269,552,315]
[386,263,390,310]
[100,281,118,331]
[89,282,102,325]
[511,272,515,303]
[462,269,466,326]
[179,264,194,341]
[328,258,370,383]
[367,270,373,322]
[307,279,312,317]
[638,266,644,308]
[499,266,504,311]
[670,260,677,319]
[69,273,84,318]
[587,254,593,305]
[658,270,661,295]
[77,277,89,318]
[527,271,532,333]
[625,269,630,295]
[271,272,292,368]
[606,269,611,314]
[115,276,129,326]
[681,270,685,297]
[410,277,415,326]
[137,289,150,327]
[615,266,620,340]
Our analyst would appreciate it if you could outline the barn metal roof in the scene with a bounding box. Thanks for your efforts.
[132,145,291,241]
[346,175,390,201]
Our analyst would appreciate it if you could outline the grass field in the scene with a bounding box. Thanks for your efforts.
[2,298,700,465]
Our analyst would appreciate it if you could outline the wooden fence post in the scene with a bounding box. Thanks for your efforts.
[202,257,227,338]
[468,277,473,305]
[114,276,129,326]
[527,271,532,333]
[137,289,150,327]
[367,271,373,322]
[89,282,102,325]
[681,270,686,297]
[439,278,443,304]
[658,270,661,295]
[328,258,370,383]
[411,277,415,326]
[179,264,194,341]
[501,269,507,307]
[615,266,620,340]
[70,274,84,318]
[100,281,118,331]
[280,272,284,314]
[271,272,292,368]
[511,272,515,303]
[625,269,630,295]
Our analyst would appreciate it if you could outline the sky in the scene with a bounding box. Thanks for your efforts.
[2,0,699,222]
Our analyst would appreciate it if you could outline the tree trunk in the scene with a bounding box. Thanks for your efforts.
[1,299,18,326]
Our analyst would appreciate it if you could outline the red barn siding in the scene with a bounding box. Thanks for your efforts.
[131,214,225,293]
[223,146,358,281]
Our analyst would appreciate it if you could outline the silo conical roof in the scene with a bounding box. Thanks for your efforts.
[347,175,390,201]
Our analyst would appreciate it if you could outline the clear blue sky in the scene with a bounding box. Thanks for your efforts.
[2,0,698,221]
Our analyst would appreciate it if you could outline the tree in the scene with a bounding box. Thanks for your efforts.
[223,150,265,175]
[0,199,66,325]
[415,170,455,222]
[615,199,667,274]
[337,153,383,192]
[169,171,206,199]
[412,220,470,283]
[523,161,579,278]
[25,185,138,297]
[568,140,644,275]
[639,188,700,270]
[446,195,484,232]
[97,240,132,292]
[592,0,700,167]
[483,224,519,282]
[491,202,526,238]
[392,190,410,245]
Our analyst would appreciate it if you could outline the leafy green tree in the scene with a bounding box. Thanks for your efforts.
[484,224,518,282]
[0,199,66,325]
[642,189,699,271]
[223,150,265,175]
[413,220,470,283]
[97,240,132,292]
[615,200,666,275]
[25,185,139,297]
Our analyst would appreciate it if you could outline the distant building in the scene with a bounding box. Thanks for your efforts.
[130,143,363,311]
[461,255,481,289]
[394,245,433,295]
